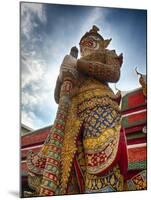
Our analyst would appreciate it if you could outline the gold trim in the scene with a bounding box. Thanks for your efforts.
[84,125,121,174]
[78,89,116,101]
[78,79,114,96]
[83,125,121,150]
[60,97,81,194]
[78,97,120,117]
[85,165,123,191]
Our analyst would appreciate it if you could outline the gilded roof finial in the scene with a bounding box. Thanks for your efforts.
[135,67,142,76]
[135,67,147,97]
[115,84,121,92]
[114,84,121,105]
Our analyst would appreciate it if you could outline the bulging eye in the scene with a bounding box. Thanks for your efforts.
[80,39,93,47]
[88,40,93,47]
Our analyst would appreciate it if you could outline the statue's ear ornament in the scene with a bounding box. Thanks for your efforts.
[99,38,112,49]
[118,53,123,66]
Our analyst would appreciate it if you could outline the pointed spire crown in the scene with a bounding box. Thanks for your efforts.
[80,25,104,44]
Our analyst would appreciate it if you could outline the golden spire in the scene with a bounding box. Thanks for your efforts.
[135,67,147,97]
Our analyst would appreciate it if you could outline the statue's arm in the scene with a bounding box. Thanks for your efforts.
[54,53,78,103]
[77,54,123,83]
[54,76,61,104]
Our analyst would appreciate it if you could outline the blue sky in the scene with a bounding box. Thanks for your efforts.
[21,3,147,130]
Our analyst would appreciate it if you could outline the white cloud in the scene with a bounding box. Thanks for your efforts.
[21,2,51,129]
[21,45,59,129]
[83,7,106,29]
[21,55,47,88]
[21,3,46,39]
[21,110,36,129]
[21,110,47,130]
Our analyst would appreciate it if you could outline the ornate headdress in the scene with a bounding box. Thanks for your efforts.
[79,25,112,56]
[80,25,104,42]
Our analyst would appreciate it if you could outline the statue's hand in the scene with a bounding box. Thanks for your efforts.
[59,55,78,81]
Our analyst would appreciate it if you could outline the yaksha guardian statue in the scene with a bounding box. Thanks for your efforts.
[26,25,128,196]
